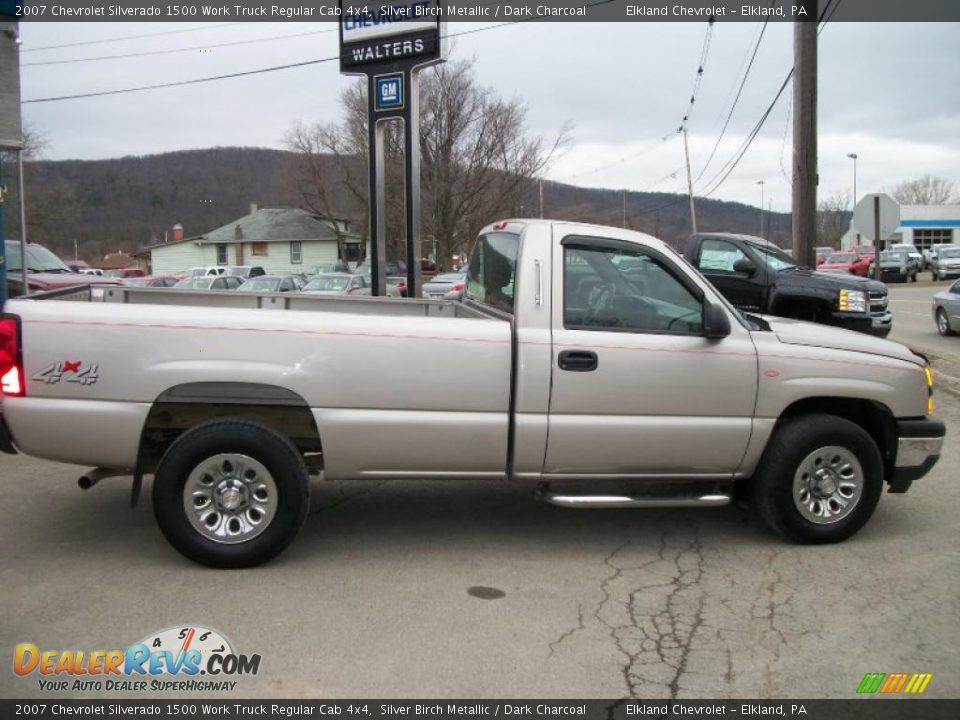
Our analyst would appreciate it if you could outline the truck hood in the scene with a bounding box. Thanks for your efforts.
[778,267,885,293]
[760,315,923,366]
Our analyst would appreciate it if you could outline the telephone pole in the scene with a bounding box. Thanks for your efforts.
[792,6,818,267]
[682,126,697,234]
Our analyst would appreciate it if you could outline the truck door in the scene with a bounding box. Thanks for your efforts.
[693,237,766,312]
[544,230,758,479]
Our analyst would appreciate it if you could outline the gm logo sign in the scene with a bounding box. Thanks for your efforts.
[375,73,404,112]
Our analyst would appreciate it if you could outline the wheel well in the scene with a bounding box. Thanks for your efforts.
[777,397,897,477]
[138,382,322,473]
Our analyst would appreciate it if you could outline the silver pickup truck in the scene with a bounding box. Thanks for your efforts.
[0,220,945,567]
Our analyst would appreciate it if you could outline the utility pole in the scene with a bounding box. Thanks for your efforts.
[622,189,626,229]
[682,126,697,234]
[792,6,818,268]
[539,178,544,219]
[847,152,858,206]
[757,180,765,238]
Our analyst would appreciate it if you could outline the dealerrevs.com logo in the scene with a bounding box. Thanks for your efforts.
[14,625,261,693]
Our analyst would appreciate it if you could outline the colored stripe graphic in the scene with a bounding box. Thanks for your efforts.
[857,672,932,694]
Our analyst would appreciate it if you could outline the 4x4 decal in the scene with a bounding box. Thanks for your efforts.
[32,361,99,386]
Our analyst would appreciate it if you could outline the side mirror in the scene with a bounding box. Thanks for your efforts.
[733,258,758,276]
[704,302,732,339]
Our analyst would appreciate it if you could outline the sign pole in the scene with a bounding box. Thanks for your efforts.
[0,157,7,304]
[339,0,444,298]
[873,195,881,281]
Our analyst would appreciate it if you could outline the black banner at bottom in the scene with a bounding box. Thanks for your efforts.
[2,700,959,720]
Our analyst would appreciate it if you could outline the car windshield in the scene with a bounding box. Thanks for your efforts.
[225,266,249,276]
[939,248,960,259]
[5,242,73,273]
[304,276,349,291]
[237,277,279,292]
[175,278,212,289]
[747,241,796,270]
[881,251,908,262]
[828,253,856,263]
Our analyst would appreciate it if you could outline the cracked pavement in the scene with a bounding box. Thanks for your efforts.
[2,391,958,699]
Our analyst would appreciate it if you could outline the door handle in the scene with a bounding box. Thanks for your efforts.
[558,350,598,372]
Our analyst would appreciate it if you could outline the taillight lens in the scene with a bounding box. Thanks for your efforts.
[450,283,465,292]
[0,315,24,397]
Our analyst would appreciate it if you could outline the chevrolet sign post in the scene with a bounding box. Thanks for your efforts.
[339,0,444,298]
[0,0,23,304]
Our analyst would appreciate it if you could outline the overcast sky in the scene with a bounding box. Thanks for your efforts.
[18,20,960,211]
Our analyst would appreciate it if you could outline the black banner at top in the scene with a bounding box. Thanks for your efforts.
[5,1,960,22]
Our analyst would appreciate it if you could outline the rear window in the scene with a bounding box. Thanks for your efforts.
[466,232,519,314]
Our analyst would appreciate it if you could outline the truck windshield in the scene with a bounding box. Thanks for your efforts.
[747,241,796,271]
[5,242,73,273]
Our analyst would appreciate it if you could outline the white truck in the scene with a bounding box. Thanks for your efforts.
[0,220,945,567]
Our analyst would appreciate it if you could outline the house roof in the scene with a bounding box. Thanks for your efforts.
[96,253,139,270]
[144,207,363,252]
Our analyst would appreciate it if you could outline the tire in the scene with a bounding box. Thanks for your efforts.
[753,414,883,544]
[153,418,309,568]
[936,308,953,336]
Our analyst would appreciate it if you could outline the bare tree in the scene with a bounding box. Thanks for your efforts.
[816,190,851,248]
[283,56,569,269]
[890,175,958,205]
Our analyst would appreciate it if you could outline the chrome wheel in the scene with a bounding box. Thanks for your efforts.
[792,446,863,525]
[183,454,278,544]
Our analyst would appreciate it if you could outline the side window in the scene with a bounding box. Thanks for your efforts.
[466,231,519,314]
[951,281,960,295]
[280,278,293,292]
[564,244,703,335]
[696,239,748,273]
[212,278,225,290]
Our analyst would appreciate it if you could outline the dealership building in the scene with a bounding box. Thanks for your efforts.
[843,204,960,251]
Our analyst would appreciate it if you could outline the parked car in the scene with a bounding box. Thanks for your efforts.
[353,260,407,277]
[421,272,467,300]
[224,266,266,279]
[872,250,919,283]
[186,266,228,277]
[237,275,300,293]
[930,246,960,281]
[308,262,351,276]
[3,240,122,297]
[816,251,871,277]
[122,275,182,288]
[888,243,924,269]
[0,219,943,567]
[174,276,243,290]
[813,246,834,262]
[300,273,372,295]
[420,258,437,272]
[922,243,952,268]
[684,233,892,337]
[933,280,960,335]
[80,268,105,276]
[386,276,408,297]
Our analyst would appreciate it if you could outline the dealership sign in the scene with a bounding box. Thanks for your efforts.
[339,0,443,71]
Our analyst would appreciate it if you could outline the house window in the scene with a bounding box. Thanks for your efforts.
[290,241,303,264]
[251,242,268,256]
[216,244,228,265]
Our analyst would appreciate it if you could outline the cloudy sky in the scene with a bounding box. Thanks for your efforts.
[17,20,960,211]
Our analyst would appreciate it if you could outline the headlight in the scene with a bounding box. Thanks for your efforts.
[838,289,867,313]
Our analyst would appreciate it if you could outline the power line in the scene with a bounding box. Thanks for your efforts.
[552,133,679,183]
[692,13,772,184]
[22,28,338,67]
[22,23,525,104]
[678,18,716,130]
[22,23,243,53]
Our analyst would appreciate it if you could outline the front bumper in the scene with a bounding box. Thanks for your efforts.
[830,310,893,337]
[888,416,945,492]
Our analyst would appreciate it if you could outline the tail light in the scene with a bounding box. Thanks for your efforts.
[450,283,465,292]
[0,315,25,397]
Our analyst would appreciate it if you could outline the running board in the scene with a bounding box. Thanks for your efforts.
[537,490,731,509]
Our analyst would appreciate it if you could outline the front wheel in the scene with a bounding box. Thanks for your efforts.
[937,308,953,336]
[753,414,883,544]
[153,419,309,568]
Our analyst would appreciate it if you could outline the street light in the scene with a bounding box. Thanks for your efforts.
[847,153,858,205]
[756,180,765,237]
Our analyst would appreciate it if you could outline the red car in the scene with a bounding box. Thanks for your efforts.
[121,275,183,288]
[4,240,122,297]
[817,251,871,277]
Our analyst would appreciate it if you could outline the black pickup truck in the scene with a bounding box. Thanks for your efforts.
[684,233,892,337]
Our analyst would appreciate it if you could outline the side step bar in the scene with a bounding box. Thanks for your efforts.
[537,489,731,509]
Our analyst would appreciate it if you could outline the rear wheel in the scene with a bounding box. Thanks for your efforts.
[753,414,883,544]
[936,308,953,336]
[153,419,309,568]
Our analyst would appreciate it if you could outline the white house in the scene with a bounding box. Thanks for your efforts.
[842,204,960,252]
[147,204,366,276]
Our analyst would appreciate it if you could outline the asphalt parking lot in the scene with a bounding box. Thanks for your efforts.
[2,285,959,700]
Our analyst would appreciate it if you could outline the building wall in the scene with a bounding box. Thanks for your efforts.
[152,239,344,276]
[842,204,960,251]
[150,242,207,275]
